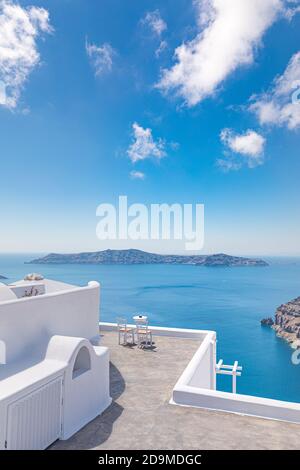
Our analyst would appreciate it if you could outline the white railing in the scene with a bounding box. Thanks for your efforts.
[216,359,242,393]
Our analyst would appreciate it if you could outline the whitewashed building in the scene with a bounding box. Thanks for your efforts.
[0,278,111,450]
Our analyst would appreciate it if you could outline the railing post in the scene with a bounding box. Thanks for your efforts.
[232,373,236,394]
[212,338,217,391]
[232,361,238,394]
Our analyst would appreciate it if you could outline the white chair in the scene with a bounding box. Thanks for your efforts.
[116,317,135,346]
[134,318,153,349]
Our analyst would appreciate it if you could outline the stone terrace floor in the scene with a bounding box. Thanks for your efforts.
[51,330,300,450]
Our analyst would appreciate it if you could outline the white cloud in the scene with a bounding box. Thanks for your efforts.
[219,128,266,170]
[130,170,146,180]
[127,122,166,163]
[221,129,266,157]
[216,157,243,172]
[249,51,300,130]
[0,0,52,109]
[86,40,115,77]
[284,0,300,19]
[155,40,168,58]
[158,0,285,106]
[169,141,180,151]
[142,10,167,37]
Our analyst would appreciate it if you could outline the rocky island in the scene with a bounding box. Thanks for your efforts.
[27,249,268,267]
[272,297,300,349]
[261,317,274,326]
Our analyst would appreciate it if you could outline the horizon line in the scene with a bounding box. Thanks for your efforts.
[1,250,300,258]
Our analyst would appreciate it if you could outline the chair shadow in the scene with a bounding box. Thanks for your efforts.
[118,339,158,352]
[138,341,157,352]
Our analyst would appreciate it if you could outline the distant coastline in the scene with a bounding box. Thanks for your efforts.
[27,249,269,267]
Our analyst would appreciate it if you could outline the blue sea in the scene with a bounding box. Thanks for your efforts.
[1,253,300,403]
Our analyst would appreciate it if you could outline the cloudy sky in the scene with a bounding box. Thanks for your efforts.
[0,0,300,255]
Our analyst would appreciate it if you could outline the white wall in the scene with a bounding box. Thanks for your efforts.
[0,282,100,364]
[171,330,300,424]
[170,331,216,392]
[100,322,210,341]
[187,336,216,389]
[173,385,300,424]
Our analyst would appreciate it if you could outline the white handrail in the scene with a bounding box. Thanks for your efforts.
[216,360,242,393]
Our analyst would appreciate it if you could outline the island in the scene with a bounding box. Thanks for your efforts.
[0,275,7,280]
[27,249,268,267]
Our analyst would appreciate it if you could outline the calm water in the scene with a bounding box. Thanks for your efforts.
[1,253,300,402]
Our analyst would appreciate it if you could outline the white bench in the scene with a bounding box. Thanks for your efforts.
[0,335,111,450]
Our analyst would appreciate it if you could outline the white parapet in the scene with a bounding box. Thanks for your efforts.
[100,322,300,424]
[170,329,300,424]
[0,280,101,364]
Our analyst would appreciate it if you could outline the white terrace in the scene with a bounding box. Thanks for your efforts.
[0,277,300,450]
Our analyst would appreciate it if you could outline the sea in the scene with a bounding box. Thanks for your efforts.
[1,253,300,403]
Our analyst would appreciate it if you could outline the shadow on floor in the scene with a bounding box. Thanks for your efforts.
[119,341,158,353]
[50,362,125,450]
[110,362,126,400]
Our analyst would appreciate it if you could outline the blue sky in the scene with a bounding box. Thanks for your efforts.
[0,0,300,255]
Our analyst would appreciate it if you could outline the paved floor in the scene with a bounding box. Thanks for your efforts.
[52,331,300,450]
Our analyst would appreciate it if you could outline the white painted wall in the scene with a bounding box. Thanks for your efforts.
[0,282,100,364]
[100,322,210,341]
[169,332,217,391]
[172,385,300,423]
[171,329,300,424]
[187,335,216,390]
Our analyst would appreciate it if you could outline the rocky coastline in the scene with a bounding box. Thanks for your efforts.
[262,297,300,349]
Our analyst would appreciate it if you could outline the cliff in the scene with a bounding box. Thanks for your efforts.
[272,297,300,349]
[27,249,268,267]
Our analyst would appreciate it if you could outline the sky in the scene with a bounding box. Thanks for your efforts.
[0,0,300,255]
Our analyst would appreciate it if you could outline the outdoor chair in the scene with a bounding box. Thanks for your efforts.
[116,317,135,346]
[134,318,153,349]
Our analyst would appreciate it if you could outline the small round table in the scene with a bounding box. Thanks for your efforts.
[133,314,148,323]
